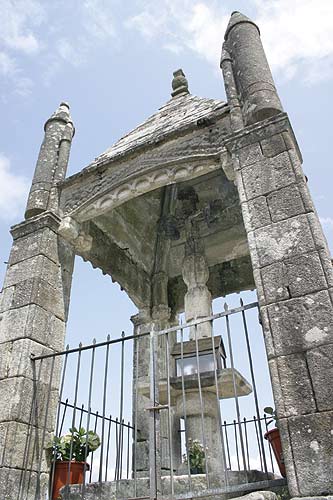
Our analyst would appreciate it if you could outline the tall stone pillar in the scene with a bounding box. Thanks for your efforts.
[223,11,283,126]
[180,222,225,478]
[0,103,75,499]
[225,114,333,497]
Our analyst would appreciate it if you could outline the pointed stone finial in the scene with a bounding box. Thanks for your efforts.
[44,101,73,131]
[171,69,189,97]
[224,11,260,40]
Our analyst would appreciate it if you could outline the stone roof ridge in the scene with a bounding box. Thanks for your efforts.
[86,93,227,169]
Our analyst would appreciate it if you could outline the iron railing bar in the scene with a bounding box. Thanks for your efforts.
[244,417,250,470]
[89,412,99,482]
[32,330,151,360]
[32,302,258,361]
[99,336,110,482]
[209,318,229,488]
[254,415,264,471]
[264,414,275,472]
[116,332,125,482]
[223,421,231,470]
[241,299,268,475]
[234,419,240,471]
[105,414,112,482]
[82,339,96,498]
[220,416,268,427]
[224,304,247,471]
[180,322,192,490]
[133,332,140,497]
[59,401,134,429]
[59,399,69,436]
[165,331,174,497]
[127,421,130,479]
[156,302,259,336]
[114,418,119,481]
[194,322,210,488]
[79,403,85,429]
[67,344,82,487]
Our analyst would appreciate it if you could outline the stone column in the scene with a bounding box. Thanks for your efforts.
[180,222,225,478]
[0,214,74,499]
[223,11,283,126]
[131,308,152,478]
[0,103,75,499]
[226,113,333,497]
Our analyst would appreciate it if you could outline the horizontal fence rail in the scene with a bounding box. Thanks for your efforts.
[11,299,286,500]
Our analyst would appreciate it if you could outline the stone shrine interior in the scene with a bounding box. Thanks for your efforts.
[86,169,255,316]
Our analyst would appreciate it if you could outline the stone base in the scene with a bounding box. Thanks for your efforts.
[61,471,281,500]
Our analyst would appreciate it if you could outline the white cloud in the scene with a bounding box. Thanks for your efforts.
[0,154,30,221]
[126,0,333,85]
[0,0,44,54]
[0,51,33,96]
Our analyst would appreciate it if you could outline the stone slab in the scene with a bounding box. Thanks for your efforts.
[269,353,316,419]
[0,376,58,430]
[0,338,62,389]
[0,303,65,350]
[261,252,327,304]
[267,290,333,357]
[284,411,333,496]
[254,215,315,267]
[241,151,296,201]
[267,184,304,223]
[306,343,333,412]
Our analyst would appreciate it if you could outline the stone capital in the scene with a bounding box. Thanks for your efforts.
[10,211,61,241]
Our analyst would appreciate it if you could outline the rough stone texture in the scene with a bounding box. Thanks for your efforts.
[0,304,65,351]
[267,290,333,357]
[306,344,333,412]
[243,196,271,229]
[266,184,304,222]
[261,252,327,304]
[224,11,283,125]
[241,151,296,200]
[286,412,333,496]
[269,354,316,418]
[0,466,49,500]
[0,211,74,500]
[229,111,333,497]
[254,215,315,268]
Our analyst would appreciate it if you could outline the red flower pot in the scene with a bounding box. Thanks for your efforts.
[52,461,90,499]
[264,428,286,478]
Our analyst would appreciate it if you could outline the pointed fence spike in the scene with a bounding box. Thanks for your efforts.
[240,297,244,306]
[224,302,229,311]
[107,334,111,341]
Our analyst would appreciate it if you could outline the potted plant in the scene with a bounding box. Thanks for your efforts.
[264,407,286,478]
[47,427,101,500]
[183,439,206,474]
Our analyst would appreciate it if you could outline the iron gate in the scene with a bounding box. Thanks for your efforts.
[12,299,286,499]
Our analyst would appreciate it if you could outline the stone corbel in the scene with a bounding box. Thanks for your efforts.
[58,216,93,254]
[220,149,235,183]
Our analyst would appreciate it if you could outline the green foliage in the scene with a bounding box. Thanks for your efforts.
[264,406,278,428]
[47,427,101,462]
[183,439,206,471]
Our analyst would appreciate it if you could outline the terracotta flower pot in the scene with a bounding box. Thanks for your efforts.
[264,428,286,477]
[52,461,90,499]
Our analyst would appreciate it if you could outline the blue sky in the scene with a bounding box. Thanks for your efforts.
[1,0,333,346]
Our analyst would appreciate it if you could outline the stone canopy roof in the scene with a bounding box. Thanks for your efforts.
[86,93,227,170]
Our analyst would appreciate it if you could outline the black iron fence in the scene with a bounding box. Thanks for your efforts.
[10,299,286,500]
